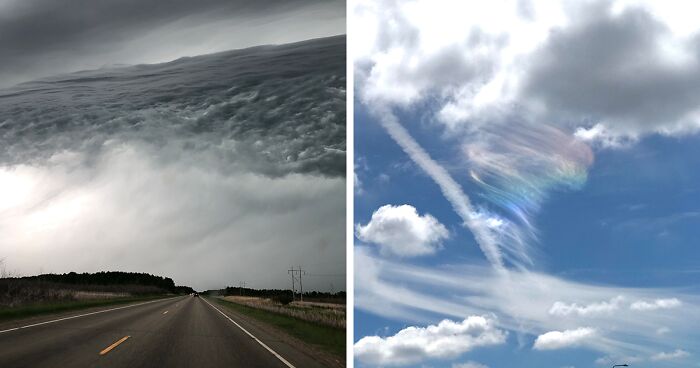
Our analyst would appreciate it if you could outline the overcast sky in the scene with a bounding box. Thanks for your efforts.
[0,0,345,87]
[0,1,346,292]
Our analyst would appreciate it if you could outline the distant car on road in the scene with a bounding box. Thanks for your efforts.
[193,292,199,297]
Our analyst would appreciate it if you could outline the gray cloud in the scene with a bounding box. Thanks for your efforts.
[1,36,346,177]
[0,36,346,290]
[0,0,345,87]
[523,1,700,137]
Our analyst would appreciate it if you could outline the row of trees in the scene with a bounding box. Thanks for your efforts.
[207,286,346,304]
[3,271,194,296]
[25,271,178,291]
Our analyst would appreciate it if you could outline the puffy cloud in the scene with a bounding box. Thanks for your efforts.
[549,297,624,317]
[630,298,682,311]
[650,349,690,361]
[355,204,448,257]
[354,316,506,366]
[533,328,597,351]
[574,124,637,148]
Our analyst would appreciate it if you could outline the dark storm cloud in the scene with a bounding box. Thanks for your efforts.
[0,0,345,87]
[0,36,346,177]
[523,1,700,136]
[0,36,346,290]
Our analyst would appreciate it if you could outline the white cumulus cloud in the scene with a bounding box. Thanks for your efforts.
[533,328,597,351]
[651,349,689,361]
[549,296,624,317]
[630,298,681,311]
[354,316,507,366]
[355,204,449,257]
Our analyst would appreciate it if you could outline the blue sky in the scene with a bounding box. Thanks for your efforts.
[352,1,700,367]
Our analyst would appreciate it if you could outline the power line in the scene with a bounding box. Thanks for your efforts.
[287,266,306,301]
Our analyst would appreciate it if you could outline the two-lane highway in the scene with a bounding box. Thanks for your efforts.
[0,295,329,367]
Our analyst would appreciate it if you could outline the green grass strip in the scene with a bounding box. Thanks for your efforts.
[0,295,171,322]
[213,297,345,358]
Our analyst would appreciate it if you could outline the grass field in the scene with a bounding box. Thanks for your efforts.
[213,297,345,358]
[0,295,169,322]
[222,295,345,328]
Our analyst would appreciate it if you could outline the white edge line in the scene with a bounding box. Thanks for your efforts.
[202,297,296,368]
[0,296,179,334]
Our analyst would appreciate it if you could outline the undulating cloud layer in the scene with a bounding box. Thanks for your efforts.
[0,0,345,88]
[0,36,346,290]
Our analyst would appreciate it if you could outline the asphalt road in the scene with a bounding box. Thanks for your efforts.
[0,295,331,368]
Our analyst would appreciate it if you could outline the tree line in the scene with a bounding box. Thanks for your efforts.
[9,271,193,295]
[206,286,346,303]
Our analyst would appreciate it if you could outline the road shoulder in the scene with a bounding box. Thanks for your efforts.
[206,296,345,368]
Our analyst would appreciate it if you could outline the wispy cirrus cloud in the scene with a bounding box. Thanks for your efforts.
[355,247,700,358]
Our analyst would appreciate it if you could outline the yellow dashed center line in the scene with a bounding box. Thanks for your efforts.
[99,336,130,356]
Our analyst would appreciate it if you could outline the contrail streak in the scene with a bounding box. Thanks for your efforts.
[373,107,511,270]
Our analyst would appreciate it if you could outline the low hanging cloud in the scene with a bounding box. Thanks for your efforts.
[355,204,448,257]
[0,36,346,291]
[354,316,507,366]
[533,328,597,351]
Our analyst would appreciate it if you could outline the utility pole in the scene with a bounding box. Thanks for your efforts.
[298,266,305,302]
[288,267,296,301]
[287,266,306,302]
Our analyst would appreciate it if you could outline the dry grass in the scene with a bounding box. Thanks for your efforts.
[223,295,345,329]
[0,279,160,308]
